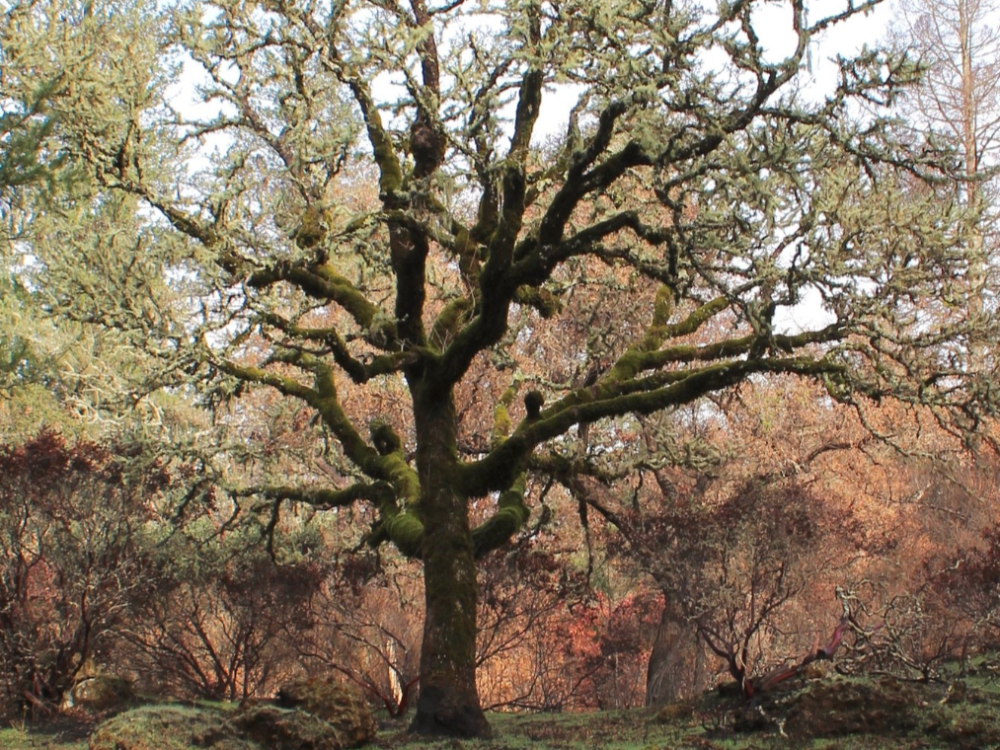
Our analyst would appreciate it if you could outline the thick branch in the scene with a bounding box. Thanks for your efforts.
[459,356,847,496]
[471,475,530,558]
[248,263,392,345]
[217,358,420,503]
[232,481,393,509]
[436,56,544,384]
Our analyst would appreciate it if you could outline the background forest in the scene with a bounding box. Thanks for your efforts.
[2,0,1000,741]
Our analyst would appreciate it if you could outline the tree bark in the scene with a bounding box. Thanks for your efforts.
[645,599,705,706]
[409,387,491,737]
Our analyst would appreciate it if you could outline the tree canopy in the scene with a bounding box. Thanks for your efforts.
[2,0,997,736]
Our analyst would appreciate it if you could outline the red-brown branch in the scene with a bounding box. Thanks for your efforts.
[750,613,853,698]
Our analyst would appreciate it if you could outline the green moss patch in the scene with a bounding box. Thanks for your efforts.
[88,705,254,750]
[87,701,371,750]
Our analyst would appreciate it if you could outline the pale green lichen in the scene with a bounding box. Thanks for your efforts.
[492,404,512,446]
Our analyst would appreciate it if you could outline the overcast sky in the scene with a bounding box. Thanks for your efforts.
[532,0,895,141]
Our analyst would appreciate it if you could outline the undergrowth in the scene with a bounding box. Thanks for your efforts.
[4,657,1000,750]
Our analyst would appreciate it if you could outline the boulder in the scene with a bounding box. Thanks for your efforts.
[69,674,134,713]
[234,705,350,750]
[276,676,377,747]
[88,705,254,750]
[734,675,924,739]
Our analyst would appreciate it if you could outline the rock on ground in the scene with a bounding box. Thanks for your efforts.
[276,675,378,746]
[89,690,376,750]
[88,706,256,750]
[68,674,134,713]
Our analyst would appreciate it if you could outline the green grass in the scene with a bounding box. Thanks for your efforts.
[0,722,88,750]
[7,659,1000,750]
[373,709,691,750]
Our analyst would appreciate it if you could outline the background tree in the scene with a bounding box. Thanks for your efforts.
[890,0,1000,332]
[892,0,1000,198]
[567,402,862,701]
[4,0,998,736]
[666,482,851,698]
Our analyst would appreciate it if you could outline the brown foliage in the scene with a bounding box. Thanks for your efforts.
[122,549,325,702]
[0,431,167,716]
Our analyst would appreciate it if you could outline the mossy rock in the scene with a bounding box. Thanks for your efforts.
[88,705,254,750]
[276,676,376,747]
[234,705,350,750]
[785,676,923,738]
[88,703,357,750]
[931,715,1000,747]
[70,674,134,713]
[735,676,925,739]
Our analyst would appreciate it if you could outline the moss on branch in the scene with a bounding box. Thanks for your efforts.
[432,67,545,386]
[608,294,725,382]
[453,241,484,302]
[471,475,530,558]
[492,405,512,446]
[383,507,424,558]
[370,420,403,455]
[524,390,545,419]
[341,72,404,196]
[513,285,562,318]
[310,265,387,331]
[217,361,314,402]
[247,263,391,346]
[430,296,473,351]
[491,384,519,447]
[237,481,392,509]
[311,368,375,461]
[311,369,420,504]
[462,356,847,496]
[218,361,424,556]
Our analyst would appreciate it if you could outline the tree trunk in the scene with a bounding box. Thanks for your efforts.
[409,387,491,737]
[645,599,704,706]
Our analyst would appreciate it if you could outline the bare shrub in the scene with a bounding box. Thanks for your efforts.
[0,432,165,716]
[121,525,325,701]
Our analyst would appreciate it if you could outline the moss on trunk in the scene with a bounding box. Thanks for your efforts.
[409,386,491,738]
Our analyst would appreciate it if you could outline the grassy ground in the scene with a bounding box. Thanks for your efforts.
[4,660,1000,750]
[0,706,992,750]
[0,718,90,750]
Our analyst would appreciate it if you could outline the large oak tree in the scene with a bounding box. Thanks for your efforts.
[3,0,998,736]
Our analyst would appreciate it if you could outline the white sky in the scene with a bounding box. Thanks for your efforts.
[165,0,896,335]
[534,1,894,140]
[168,0,895,152]
[526,2,896,335]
